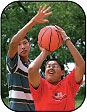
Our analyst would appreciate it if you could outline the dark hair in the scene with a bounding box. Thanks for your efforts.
[45,58,64,70]
[24,35,29,42]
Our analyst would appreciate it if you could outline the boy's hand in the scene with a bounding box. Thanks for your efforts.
[55,25,68,41]
[32,5,52,24]
[38,44,52,56]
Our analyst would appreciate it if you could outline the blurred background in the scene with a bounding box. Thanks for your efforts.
[1,1,85,110]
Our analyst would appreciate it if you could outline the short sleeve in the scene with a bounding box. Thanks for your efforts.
[66,68,83,98]
[6,53,18,73]
[29,78,46,102]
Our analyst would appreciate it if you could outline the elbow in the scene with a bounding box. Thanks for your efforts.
[82,62,85,73]
[81,60,85,73]
[9,39,16,48]
[28,66,33,81]
[75,61,85,84]
[77,60,85,73]
[28,66,33,75]
[28,65,35,76]
[9,34,19,47]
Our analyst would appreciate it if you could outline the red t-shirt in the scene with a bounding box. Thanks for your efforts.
[29,68,82,111]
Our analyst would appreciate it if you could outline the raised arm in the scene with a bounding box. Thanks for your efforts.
[55,25,85,83]
[28,47,51,88]
[8,5,52,59]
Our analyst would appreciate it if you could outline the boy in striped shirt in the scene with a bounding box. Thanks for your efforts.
[6,5,52,111]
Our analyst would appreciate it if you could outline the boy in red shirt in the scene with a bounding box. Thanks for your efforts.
[28,26,85,111]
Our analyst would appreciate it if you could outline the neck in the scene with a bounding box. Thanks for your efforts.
[50,79,61,86]
[22,56,29,64]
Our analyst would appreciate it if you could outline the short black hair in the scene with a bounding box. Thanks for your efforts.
[24,35,29,42]
[45,58,64,70]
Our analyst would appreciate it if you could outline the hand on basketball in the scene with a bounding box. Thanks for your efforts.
[32,5,52,24]
[55,25,68,41]
[38,44,52,56]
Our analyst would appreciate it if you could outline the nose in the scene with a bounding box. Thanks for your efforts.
[21,44,25,49]
[49,66,54,70]
[50,66,53,68]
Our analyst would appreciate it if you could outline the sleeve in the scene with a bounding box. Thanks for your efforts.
[29,78,46,102]
[6,53,18,73]
[66,68,83,98]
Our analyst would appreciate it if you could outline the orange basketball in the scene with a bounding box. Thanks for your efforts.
[38,25,63,51]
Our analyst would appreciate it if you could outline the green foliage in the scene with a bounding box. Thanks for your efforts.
[75,95,85,109]
[1,1,85,98]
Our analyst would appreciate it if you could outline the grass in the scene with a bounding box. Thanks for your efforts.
[2,95,85,110]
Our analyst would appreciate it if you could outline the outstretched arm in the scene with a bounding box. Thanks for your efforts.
[8,5,52,59]
[55,25,85,83]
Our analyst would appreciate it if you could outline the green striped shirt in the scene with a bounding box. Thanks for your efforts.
[6,53,35,111]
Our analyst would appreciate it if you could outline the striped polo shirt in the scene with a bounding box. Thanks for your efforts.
[6,53,35,111]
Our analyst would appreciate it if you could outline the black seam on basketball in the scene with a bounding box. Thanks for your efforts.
[57,31,60,48]
[49,28,52,51]
[40,27,51,47]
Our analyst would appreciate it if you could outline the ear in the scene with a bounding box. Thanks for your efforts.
[28,42,30,46]
[61,70,65,76]
[28,42,31,48]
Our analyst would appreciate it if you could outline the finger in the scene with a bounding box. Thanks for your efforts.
[39,6,42,12]
[55,25,61,30]
[57,28,65,33]
[42,4,47,11]
[55,25,63,31]
[44,12,52,17]
[43,19,49,23]
[43,6,51,13]
[54,28,63,33]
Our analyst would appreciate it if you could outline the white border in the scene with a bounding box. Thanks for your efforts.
[0,0,86,112]
[69,1,87,112]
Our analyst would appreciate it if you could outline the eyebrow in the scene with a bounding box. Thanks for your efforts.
[47,64,58,65]
[23,40,28,42]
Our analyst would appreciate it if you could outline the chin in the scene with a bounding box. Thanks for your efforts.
[46,77,53,83]
[20,54,27,58]
[19,52,27,56]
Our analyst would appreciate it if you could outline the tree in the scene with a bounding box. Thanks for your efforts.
[1,1,85,98]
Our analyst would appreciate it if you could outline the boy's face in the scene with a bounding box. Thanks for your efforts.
[18,38,30,57]
[45,61,64,85]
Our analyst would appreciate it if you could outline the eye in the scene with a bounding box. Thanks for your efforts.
[24,42,27,44]
[18,43,21,46]
[53,64,58,68]
[46,65,50,68]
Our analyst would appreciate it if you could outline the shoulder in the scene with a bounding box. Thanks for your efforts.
[29,78,47,91]
[7,52,18,63]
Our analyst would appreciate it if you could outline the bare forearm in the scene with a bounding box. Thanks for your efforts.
[55,25,84,66]
[8,19,36,59]
[65,39,85,83]
[29,50,47,72]
[10,19,35,45]
[9,5,52,59]
[55,25,85,83]
[28,50,47,88]
[65,40,85,67]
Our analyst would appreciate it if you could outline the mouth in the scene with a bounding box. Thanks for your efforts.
[21,50,27,54]
[48,70,55,74]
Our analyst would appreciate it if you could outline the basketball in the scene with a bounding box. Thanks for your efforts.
[38,25,63,51]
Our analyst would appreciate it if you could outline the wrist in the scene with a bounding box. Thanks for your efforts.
[30,18,37,25]
[41,49,48,57]
[31,14,39,24]
[64,37,71,43]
